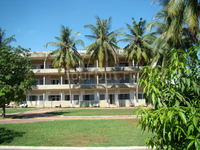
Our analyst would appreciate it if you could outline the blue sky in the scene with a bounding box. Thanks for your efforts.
[0,0,161,51]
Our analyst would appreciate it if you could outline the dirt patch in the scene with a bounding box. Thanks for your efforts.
[0,109,137,124]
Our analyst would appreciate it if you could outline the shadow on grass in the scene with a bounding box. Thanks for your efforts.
[0,127,25,144]
[45,111,71,116]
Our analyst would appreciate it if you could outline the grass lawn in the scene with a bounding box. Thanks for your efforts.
[0,119,150,147]
[5,108,40,114]
[46,108,137,116]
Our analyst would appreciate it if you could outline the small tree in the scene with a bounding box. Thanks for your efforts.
[137,44,200,149]
[0,45,35,118]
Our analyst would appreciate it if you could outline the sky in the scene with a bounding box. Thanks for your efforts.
[0,0,162,52]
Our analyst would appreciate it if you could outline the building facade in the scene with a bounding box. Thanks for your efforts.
[26,50,146,107]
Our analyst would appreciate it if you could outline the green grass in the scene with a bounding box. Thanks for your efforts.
[0,119,150,147]
[5,108,40,114]
[46,108,137,116]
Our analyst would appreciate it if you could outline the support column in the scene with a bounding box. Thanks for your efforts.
[60,91,63,101]
[96,74,99,84]
[44,60,46,69]
[94,90,99,100]
[132,59,135,67]
[61,76,63,85]
[26,93,29,102]
[43,75,46,85]
[43,92,46,108]
[79,91,84,106]
[115,90,119,106]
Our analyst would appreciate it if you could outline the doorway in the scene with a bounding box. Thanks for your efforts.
[109,94,115,104]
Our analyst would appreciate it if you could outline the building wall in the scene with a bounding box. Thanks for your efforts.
[27,50,146,108]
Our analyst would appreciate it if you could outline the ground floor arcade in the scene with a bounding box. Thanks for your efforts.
[26,88,146,107]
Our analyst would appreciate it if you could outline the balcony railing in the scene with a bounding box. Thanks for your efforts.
[32,66,141,74]
[31,83,137,90]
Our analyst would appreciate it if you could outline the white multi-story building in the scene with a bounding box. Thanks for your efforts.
[26,50,146,107]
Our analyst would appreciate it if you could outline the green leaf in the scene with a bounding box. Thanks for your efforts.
[178,111,187,124]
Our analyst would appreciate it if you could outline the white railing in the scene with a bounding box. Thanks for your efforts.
[32,66,141,74]
[31,83,137,90]
[28,49,124,58]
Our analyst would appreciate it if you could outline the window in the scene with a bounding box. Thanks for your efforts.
[65,95,70,101]
[32,65,37,69]
[39,79,43,85]
[119,63,128,67]
[40,65,44,69]
[29,95,37,101]
[138,93,144,99]
[51,79,60,84]
[108,79,115,83]
[100,94,105,100]
[99,79,105,84]
[85,79,94,84]
[63,80,68,84]
[85,64,94,67]
[49,95,60,101]
[39,95,43,100]
[74,95,79,100]
[83,95,94,101]
[119,78,129,83]
[118,94,130,100]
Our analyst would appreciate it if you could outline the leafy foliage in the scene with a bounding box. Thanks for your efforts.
[0,46,35,115]
[138,106,199,150]
[0,28,34,117]
[137,44,200,150]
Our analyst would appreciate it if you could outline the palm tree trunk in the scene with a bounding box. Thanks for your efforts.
[66,70,73,107]
[136,66,139,103]
[104,48,109,108]
[1,104,6,118]
[104,66,109,107]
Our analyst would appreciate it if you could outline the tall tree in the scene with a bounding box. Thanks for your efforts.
[0,28,16,47]
[119,18,155,67]
[84,16,121,107]
[147,8,189,67]
[118,18,155,102]
[0,28,34,118]
[45,26,84,107]
[152,0,200,45]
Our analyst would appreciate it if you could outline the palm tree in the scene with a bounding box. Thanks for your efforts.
[0,28,16,47]
[84,16,121,107]
[152,0,199,45]
[147,6,197,67]
[44,26,84,107]
[119,18,155,67]
[118,18,155,102]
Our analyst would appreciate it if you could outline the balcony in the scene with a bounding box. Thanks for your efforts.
[32,66,141,74]
[31,83,137,90]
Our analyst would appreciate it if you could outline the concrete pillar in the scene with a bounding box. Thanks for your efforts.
[96,74,99,84]
[94,90,99,100]
[130,89,134,100]
[115,90,119,104]
[132,59,135,67]
[44,60,46,69]
[43,92,46,107]
[26,93,29,101]
[61,76,63,85]
[43,76,46,85]
[60,91,63,101]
